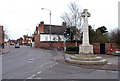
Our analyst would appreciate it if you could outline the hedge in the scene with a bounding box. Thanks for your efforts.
[66,46,79,52]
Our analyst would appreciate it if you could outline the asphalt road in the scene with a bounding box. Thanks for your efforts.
[2,46,118,79]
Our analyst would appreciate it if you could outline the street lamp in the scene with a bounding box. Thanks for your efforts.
[26,29,32,47]
[41,8,52,50]
[26,29,31,36]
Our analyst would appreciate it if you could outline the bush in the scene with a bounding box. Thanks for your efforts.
[66,40,82,43]
[66,46,79,52]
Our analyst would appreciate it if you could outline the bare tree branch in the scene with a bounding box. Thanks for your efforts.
[61,2,82,28]
[61,2,83,46]
[110,28,120,48]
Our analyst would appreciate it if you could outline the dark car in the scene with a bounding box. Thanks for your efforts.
[15,44,20,48]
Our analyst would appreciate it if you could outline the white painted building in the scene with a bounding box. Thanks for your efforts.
[40,34,66,41]
[37,21,67,42]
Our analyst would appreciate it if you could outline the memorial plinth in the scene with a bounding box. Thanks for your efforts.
[66,54,107,65]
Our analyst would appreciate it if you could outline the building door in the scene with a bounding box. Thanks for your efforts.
[100,43,105,54]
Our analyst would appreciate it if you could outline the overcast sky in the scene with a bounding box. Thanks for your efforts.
[0,0,119,40]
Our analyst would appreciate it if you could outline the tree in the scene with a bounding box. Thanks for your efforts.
[110,28,120,48]
[96,26,108,34]
[61,2,82,46]
[89,25,109,43]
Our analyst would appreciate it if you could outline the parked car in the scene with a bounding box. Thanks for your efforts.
[15,44,20,48]
[10,43,14,45]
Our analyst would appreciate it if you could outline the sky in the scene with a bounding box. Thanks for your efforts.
[0,0,119,40]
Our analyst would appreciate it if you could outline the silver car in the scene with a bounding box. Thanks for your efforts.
[15,44,20,48]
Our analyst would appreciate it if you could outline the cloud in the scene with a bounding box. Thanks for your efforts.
[0,0,119,39]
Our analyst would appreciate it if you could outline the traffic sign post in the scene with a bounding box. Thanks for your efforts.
[110,47,113,54]
[63,27,71,60]
[64,28,71,38]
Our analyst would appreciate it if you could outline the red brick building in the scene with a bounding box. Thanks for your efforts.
[33,21,67,48]
[23,35,32,45]
[23,35,29,45]
[0,26,4,46]
[8,39,16,45]
[17,37,23,45]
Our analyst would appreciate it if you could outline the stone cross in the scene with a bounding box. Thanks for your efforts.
[81,9,91,45]
[79,9,93,54]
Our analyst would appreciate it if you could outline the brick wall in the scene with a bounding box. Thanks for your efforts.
[105,43,119,54]
[35,34,40,48]
[35,41,82,50]
[92,43,100,54]
[34,41,119,54]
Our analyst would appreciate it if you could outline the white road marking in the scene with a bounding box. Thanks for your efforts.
[97,70,118,73]
[27,77,33,79]
[27,74,36,79]
[31,74,36,77]
[36,78,42,79]
[37,71,42,74]
[27,61,56,79]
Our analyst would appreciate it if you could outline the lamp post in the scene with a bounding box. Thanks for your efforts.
[26,29,31,36]
[41,8,52,50]
[26,29,32,47]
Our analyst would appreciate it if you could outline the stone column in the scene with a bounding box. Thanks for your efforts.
[82,9,90,45]
[79,9,93,54]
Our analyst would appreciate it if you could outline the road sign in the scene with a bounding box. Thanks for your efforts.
[110,47,113,52]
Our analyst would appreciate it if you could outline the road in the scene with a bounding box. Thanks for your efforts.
[2,46,118,79]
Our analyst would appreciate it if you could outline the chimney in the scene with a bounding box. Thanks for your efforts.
[34,26,38,35]
[39,21,44,33]
[40,21,44,25]
[62,22,66,27]
[0,26,3,31]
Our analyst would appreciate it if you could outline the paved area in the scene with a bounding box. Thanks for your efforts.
[54,51,119,71]
[2,46,119,79]
[0,45,11,54]
[2,46,56,79]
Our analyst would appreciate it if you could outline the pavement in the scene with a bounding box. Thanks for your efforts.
[0,45,11,54]
[54,51,119,71]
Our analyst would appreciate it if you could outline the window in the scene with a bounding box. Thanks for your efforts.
[45,36,48,41]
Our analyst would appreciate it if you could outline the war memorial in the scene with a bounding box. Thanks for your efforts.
[66,9,107,65]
